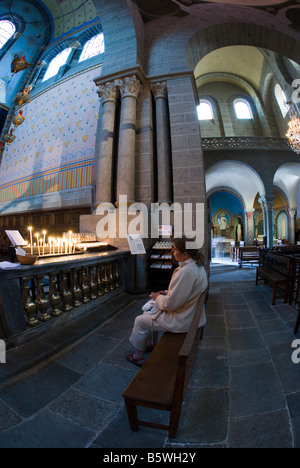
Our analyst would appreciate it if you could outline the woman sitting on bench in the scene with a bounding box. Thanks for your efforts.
[126,236,208,367]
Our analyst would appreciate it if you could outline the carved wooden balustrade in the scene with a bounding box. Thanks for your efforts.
[0,250,129,346]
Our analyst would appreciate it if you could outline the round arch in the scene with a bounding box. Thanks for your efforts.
[206,160,265,210]
[207,186,246,212]
[186,22,300,71]
[274,162,300,209]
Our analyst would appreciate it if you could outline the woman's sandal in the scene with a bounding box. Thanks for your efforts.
[126,353,145,368]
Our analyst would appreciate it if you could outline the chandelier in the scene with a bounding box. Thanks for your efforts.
[286,101,300,154]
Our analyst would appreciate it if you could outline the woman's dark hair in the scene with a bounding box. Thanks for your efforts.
[173,236,204,266]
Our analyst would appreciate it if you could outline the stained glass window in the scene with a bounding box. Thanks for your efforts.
[78,33,104,63]
[42,47,72,82]
[0,20,16,50]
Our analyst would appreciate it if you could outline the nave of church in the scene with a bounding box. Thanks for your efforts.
[1,0,300,449]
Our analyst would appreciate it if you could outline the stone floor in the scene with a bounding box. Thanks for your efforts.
[0,263,299,448]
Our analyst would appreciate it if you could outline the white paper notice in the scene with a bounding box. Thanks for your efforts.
[127,235,146,255]
[5,230,26,247]
[0,262,21,270]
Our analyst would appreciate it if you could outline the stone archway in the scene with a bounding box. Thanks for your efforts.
[186,22,300,70]
[206,160,265,247]
[274,162,300,243]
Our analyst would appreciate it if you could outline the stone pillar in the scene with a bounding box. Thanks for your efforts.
[94,80,120,209]
[265,197,275,248]
[151,82,172,204]
[116,76,142,206]
[258,195,267,245]
[289,209,296,245]
[245,209,255,245]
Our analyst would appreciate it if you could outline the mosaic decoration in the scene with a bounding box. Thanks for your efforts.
[0,66,101,203]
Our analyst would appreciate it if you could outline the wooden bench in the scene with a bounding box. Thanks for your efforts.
[238,246,261,268]
[256,253,291,305]
[122,288,207,438]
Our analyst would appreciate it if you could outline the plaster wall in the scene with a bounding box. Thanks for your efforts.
[0,65,102,213]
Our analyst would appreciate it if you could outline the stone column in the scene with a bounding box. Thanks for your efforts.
[265,197,275,248]
[94,80,120,210]
[289,209,296,245]
[151,82,172,204]
[245,209,255,245]
[116,76,142,206]
[258,195,267,245]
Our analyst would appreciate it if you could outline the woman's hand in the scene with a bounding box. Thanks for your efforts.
[150,291,167,300]
[150,292,160,300]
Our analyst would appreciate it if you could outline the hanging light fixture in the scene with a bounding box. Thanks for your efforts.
[286,101,300,154]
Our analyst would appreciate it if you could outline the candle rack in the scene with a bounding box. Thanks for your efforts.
[24,231,101,258]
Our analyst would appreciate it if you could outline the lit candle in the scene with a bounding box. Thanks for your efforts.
[28,226,33,254]
[35,233,40,256]
[42,230,46,256]
[63,237,67,254]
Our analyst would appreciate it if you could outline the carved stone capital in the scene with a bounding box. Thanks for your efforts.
[70,40,81,49]
[97,81,119,104]
[119,76,142,100]
[151,82,168,100]
[258,195,266,210]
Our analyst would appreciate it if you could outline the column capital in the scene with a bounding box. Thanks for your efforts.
[151,82,168,100]
[259,195,274,211]
[97,80,121,104]
[245,209,255,219]
[119,76,142,100]
[289,209,297,218]
[70,40,81,49]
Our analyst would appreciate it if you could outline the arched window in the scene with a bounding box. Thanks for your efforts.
[78,32,104,63]
[0,20,16,50]
[42,47,72,82]
[197,100,214,120]
[234,99,253,120]
[275,84,288,118]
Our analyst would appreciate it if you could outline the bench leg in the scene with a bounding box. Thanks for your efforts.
[272,285,277,305]
[284,283,289,304]
[124,398,139,432]
[169,405,182,438]
[294,309,300,335]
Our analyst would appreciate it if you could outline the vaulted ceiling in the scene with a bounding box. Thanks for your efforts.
[6,0,300,45]
[132,0,300,25]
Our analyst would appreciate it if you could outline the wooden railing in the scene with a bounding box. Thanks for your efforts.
[0,250,130,346]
